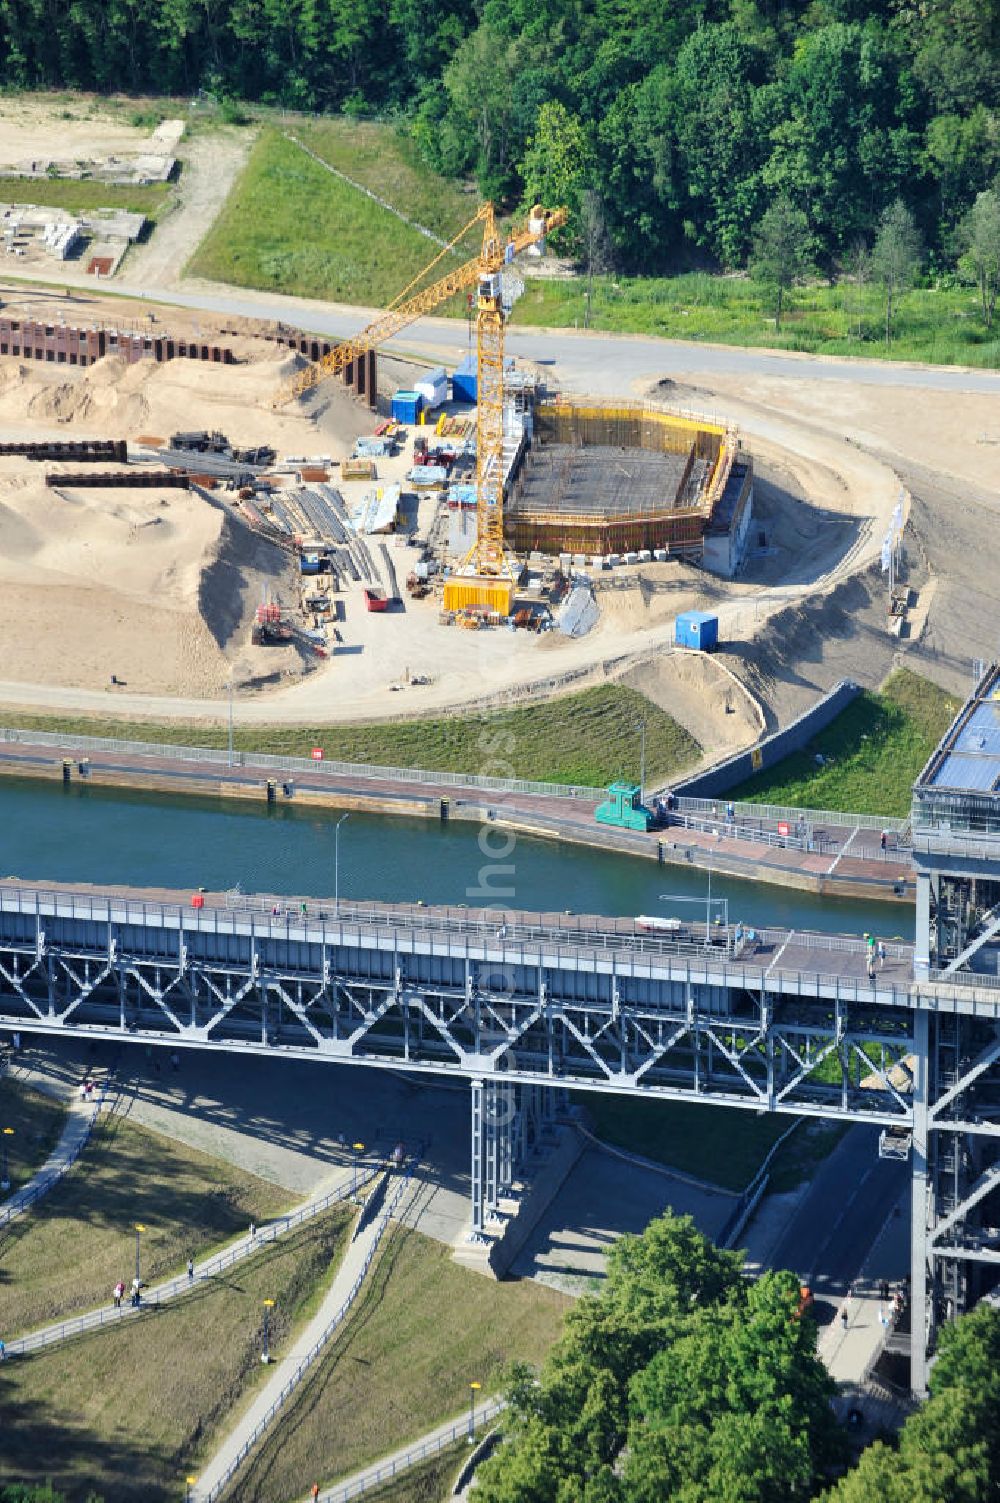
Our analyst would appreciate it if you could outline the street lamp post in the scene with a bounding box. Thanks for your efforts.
[468,1380,482,1442]
[134,1222,146,1285]
[261,1298,275,1364]
[335,812,350,915]
[185,1477,197,1503]
[1,1126,14,1191]
[227,679,234,769]
[352,1141,365,1196]
[636,719,646,806]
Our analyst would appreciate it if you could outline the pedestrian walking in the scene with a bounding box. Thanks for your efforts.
[248,1221,256,1243]
[879,1279,890,1303]
[726,801,735,822]
[113,1280,125,1309]
[300,901,308,918]
[880,830,887,852]
[0,1339,5,1361]
[131,1276,141,1308]
[877,940,886,968]
[311,1486,319,1501]
[187,1256,194,1282]
[867,954,876,983]
[840,1303,849,1331]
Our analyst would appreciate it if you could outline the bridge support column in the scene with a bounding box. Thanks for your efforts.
[910,1005,930,1396]
[484,1080,500,1216]
[470,1077,485,1239]
[914,873,931,979]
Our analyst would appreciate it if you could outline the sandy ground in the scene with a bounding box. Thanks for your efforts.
[117,128,252,291]
[0,97,158,165]
[0,343,375,694]
[678,371,1000,716]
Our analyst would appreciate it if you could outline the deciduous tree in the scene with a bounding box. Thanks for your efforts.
[749,195,812,327]
[959,188,1000,328]
[872,198,922,344]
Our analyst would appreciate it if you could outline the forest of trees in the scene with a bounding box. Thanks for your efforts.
[1,0,999,277]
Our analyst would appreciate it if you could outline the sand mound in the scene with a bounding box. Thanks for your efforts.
[619,653,762,771]
[28,358,152,427]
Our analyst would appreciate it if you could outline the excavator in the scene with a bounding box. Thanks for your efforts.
[276,200,568,614]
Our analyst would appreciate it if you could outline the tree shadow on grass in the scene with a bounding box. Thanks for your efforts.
[0,1363,178,1503]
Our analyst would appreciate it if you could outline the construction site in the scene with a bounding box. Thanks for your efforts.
[0,193,770,715]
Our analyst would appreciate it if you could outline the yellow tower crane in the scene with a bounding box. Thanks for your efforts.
[277,201,567,613]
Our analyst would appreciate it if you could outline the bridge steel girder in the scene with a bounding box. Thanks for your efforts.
[2,886,1000,1395]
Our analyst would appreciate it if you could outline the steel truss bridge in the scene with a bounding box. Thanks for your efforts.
[1,878,999,1395]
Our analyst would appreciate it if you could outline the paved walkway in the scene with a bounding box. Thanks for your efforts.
[305,1396,506,1503]
[193,1167,418,1502]
[5,1163,372,1356]
[819,1184,911,1386]
[0,1080,105,1231]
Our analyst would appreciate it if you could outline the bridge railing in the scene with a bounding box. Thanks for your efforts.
[0,880,919,979]
[201,1158,421,1502]
[317,1398,506,1502]
[674,795,907,836]
[0,725,604,802]
[7,1167,380,1357]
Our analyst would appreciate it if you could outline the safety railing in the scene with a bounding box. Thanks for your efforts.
[7,1167,378,1357]
[0,880,922,985]
[928,965,1000,990]
[201,1157,422,1502]
[317,1398,506,1502]
[667,812,809,854]
[754,928,911,961]
[674,794,907,835]
[0,1089,105,1232]
[0,725,604,802]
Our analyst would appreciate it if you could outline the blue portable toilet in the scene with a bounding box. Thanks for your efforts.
[452,355,477,404]
[674,610,719,651]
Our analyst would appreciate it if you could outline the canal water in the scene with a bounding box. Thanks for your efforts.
[0,777,912,939]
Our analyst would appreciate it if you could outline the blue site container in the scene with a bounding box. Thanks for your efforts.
[674,610,719,651]
[452,355,477,404]
[392,390,423,424]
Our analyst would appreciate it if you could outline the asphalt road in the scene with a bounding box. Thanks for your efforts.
[768,1123,908,1305]
[16,268,999,396]
[166,284,1000,395]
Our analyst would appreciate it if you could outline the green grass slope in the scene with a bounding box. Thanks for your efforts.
[0,1209,352,1503]
[230,1225,569,1500]
[513,273,1000,369]
[188,122,473,307]
[727,669,961,817]
[0,1112,290,1335]
[0,684,700,789]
